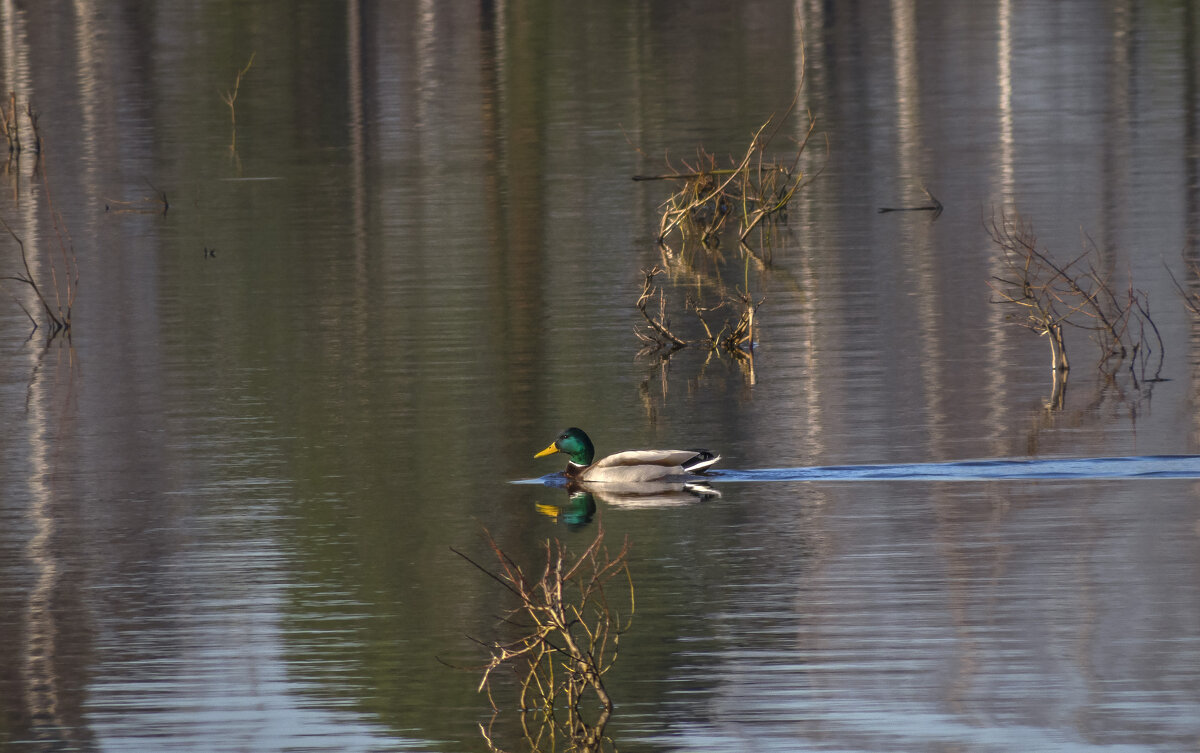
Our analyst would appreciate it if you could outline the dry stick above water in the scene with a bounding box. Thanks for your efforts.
[221,53,255,156]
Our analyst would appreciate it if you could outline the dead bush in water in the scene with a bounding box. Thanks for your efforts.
[635,265,761,369]
[636,100,821,258]
[630,87,822,389]
[453,527,631,749]
[987,211,1164,404]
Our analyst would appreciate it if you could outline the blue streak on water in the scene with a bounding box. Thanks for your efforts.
[713,455,1200,482]
[513,474,572,487]
[514,456,1200,485]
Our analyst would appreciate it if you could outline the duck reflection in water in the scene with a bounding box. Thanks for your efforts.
[536,490,598,528]
[536,482,721,528]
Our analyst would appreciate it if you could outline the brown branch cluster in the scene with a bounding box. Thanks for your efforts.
[987,211,1164,389]
[635,266,762,364]
[629,91,822,390]
[455,526,633,736]
[639,101,821,257]
[634,266,687,351]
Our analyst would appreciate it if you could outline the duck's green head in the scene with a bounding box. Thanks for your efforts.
[534,427,595,466]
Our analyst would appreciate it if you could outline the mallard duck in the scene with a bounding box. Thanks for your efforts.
[534,427,720,483]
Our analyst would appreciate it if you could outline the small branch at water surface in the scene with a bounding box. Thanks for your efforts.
[1,216,64,336]
[1,151,79,340]
[721,289,762,355]
[878,184,943,219]
[635,266,688,351]
[105,179,169,215]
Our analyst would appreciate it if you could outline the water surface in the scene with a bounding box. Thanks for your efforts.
[2,2,1199,751]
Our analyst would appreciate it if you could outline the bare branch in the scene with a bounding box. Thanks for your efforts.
[460,524,632,723]
[988,209,1164,396]
[635,267,688,349]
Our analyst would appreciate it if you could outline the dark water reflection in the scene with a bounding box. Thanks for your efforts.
[2,1,1200,751]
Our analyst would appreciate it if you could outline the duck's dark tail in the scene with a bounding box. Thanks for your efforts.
[683,450,720,474]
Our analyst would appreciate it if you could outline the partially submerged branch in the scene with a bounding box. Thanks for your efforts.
[986,213,1070,373]
[105,179,169,215]
[221,53,256,158]
[635,266,762,365]
[0,216,60,333]
[455,526,633,723]
[878,184,943,218]
[630,91,819,386]
[987,210,1164,399]
[1,93,43,177]
[646,103,823,258]
[1,154,77,338]
[635,266,687,350]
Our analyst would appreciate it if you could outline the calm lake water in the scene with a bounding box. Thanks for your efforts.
[2,1,1200,751]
